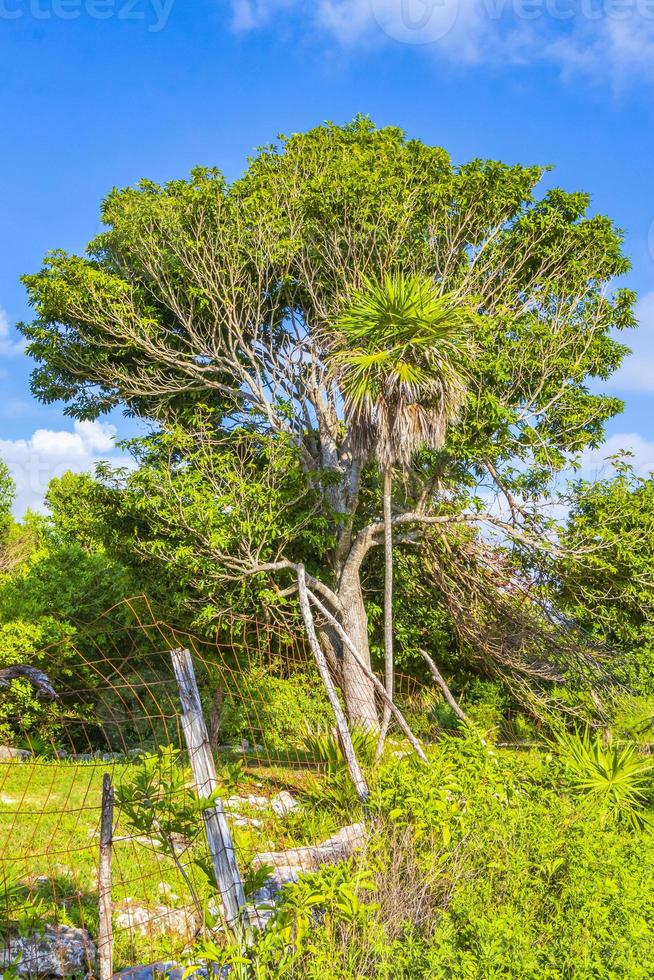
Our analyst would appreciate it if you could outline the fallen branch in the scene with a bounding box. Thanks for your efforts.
[306,589,428,764]
[418,649,471,725]
[297,565,370,804]
[0,665,58,700]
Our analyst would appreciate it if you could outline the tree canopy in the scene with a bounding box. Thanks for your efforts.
[18,117,640,723]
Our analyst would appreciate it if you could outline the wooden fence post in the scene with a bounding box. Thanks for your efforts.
[98,773,114,980]
[297,564,370,805]
[170,648,246,928]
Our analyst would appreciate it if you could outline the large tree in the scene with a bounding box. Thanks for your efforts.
[330,275,472,741]
[20,118,635,725]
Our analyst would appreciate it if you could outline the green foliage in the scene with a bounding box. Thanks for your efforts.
[115,745,206,850]
[0,498,137,744]
[219,666,332,753]
[0,459,15,539]
[559,462,654,693]
[187,861,378,979]
[0,617,76,744]
[176,734,654,977]
[114,745,220,919]
[299,726,379,814]
[20,118,633,497]
[0,874,48,940]
[555,728,654,829]
[302,725,378,775]
[87,424,332,624]
[17,118,641,727]
[330,274,474,470]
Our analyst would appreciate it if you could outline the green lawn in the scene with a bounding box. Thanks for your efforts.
[0,756,332,970]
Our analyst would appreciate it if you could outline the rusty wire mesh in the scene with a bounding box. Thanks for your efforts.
[0,596,438,975]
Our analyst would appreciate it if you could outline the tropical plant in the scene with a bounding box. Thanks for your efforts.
[300,724,380,812]
[555,728,654,829]
[303,724,379,774]
[115,745,220,922]
[330,274,474,747]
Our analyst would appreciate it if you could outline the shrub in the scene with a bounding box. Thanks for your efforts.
[218,666,332,753]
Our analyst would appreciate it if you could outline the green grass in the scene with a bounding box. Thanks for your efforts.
[0,756,337,970]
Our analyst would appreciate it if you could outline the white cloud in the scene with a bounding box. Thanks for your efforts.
[0,420,130,518]
[0,306,26,358]
[227,0,654,81]
[579,431,654,479]
[608,292,654,393]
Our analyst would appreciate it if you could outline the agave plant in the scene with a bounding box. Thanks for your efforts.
[303,724,378,775]
[555,728,654,830]
[330,274,476,749]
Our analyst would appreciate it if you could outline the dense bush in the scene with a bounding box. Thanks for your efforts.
[192,735,654,978]
[218,665,333,753]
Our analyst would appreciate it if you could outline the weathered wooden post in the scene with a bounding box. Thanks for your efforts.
[297,564,370,805]
[170,648,246,928]
[98,773,114,980]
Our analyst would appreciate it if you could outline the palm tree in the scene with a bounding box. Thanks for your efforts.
[330,273,475,745]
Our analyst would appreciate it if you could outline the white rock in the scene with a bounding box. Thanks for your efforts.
[0,746,30,760]
[226,794,269,810]
[271,791,300,818]
[253,822,367,877]
[225,811,263,829]
[113,899,198,943]
[0,925,95,976]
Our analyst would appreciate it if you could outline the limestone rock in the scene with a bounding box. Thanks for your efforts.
[225,794,269,810]
[253,822,367,878]
[0,746,30,761]
[0,925,95,976]
[270,791,300,818]
[113,899,198,944]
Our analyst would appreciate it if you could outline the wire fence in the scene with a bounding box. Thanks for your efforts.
[0,597,437,976]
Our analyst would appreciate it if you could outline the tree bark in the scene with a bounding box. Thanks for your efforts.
[377,468,394,752]
[337,564,380,730]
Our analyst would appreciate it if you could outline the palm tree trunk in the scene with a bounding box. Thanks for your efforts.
[377,467,394,755]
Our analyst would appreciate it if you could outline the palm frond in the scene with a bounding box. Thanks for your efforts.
[555,728,654,830]
[329,273,478,470]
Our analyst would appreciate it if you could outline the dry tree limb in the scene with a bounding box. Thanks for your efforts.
[0,665,59,700]
[418,649,471,725]
[297,565,370,804]
[306,588,428,764]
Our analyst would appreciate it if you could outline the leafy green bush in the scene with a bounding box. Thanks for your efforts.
[0,618,76,745]
[183,735,654,977]
[218,666,332,753]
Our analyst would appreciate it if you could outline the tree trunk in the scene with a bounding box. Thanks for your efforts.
[377,468,394,750]
[337,564,379,730]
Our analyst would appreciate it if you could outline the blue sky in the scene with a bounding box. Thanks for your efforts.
[1,0,653,514]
